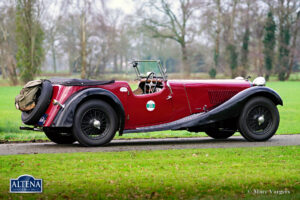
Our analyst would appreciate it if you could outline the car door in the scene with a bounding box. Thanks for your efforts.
[126,82,173,128]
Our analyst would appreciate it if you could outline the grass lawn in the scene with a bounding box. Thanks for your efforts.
[0,81,299,141]
[0,146,299,199]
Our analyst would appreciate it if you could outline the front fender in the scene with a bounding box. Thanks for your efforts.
[52,88,125,133]
[183,86,283,128]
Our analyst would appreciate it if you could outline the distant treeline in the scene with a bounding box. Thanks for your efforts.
[0,0,299,85]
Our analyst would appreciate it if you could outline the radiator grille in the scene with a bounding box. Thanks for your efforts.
[208,90,238,105]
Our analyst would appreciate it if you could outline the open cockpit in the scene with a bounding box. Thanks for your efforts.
[131,60,167,95]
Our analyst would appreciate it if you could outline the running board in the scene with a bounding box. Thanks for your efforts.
[123,112,205,134]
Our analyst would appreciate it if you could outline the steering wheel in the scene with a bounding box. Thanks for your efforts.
[144,72,158,94]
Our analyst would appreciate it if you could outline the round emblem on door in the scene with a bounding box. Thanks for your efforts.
[146,100,155,111]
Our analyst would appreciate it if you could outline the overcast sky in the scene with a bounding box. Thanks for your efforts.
[107,0,135,14]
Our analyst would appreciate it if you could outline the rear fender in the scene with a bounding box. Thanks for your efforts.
[52,88,125,134]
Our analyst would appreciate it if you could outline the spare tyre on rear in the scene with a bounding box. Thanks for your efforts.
[21,80,53,125]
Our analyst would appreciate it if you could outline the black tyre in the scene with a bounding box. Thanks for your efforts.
[205,128,236,139]
[21,80,53,125]
[44,128,76,144]
[72,100,118,146]
[239,97,279,141]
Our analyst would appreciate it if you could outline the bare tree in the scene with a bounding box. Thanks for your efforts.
[1,0,298,82]
[214,0,222,71]
[15,0,45,83]
[77,0,92,79]
[143,0,199,76]
[222,0,240,78]
[56,14,80,74]
[44,22,59,73]
[273,0,299,80]
[286,9,300,80]
[239,0,252,77]
[0,2,18,85]
[251,1,265,76]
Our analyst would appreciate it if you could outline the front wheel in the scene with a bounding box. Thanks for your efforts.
[238,97,279,141]
[72,100,118,146]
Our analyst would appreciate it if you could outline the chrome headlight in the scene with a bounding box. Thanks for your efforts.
[235,76,244,80]
[253,77,266,86]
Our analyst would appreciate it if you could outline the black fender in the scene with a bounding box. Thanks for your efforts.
[52,88,125,134]
[182,86,283,128]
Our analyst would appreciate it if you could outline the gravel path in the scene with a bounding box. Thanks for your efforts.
[0,134,299,155]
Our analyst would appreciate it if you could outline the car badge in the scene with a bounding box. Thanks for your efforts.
[120,87,128,92]
[146,100,155,111]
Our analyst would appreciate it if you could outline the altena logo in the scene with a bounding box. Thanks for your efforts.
[10,175,42,193]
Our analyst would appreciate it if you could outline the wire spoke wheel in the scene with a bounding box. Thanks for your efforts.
[80,108,110,140]
[246,105,273,135]
[239,97,279,141]
[73,100,118,146]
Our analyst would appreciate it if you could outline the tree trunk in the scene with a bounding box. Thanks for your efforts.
[6,55,18,85]
[113,54,118,73]
[228,0,238,43]
[181,43,190,77]
[258,39,263,76]
[67,50,73,74]
[102,58,107,74]
[80,13,86,79]
[285,36,297,80]
[214,0,221,69]
[214,33,220,69]
[51,41,57,73]
[285,12,299,80]
[225,0,238,78]
[0,48,7,79]
[125,56,128,71]
[16,0,44,83]
[277,0,291,81]
[0,62,6,79]
[120,55,123,72]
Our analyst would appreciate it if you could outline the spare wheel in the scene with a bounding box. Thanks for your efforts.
[21,80,53,125]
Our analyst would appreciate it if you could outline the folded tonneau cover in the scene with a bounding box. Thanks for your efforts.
[49,78,115,86]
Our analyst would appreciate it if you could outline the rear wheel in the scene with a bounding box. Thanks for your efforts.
[205,128,236,139]
[44,128,76,144]
[72,100,118,146]
[238,97,279,141]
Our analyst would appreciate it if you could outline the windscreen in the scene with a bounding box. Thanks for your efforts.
[137,61,163,77]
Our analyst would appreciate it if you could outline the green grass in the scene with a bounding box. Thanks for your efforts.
[267,82,300,135]
[0,146,299,199]
[0,81,299,141]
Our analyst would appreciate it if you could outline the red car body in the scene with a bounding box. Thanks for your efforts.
[44,80,251,130]
[20,60,282,146]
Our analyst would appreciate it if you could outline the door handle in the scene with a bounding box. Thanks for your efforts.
[166,95,172,100]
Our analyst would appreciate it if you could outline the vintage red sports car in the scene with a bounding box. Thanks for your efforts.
[19,60,282,146]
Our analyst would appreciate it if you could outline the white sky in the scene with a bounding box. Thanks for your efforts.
[107,0,135,14]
